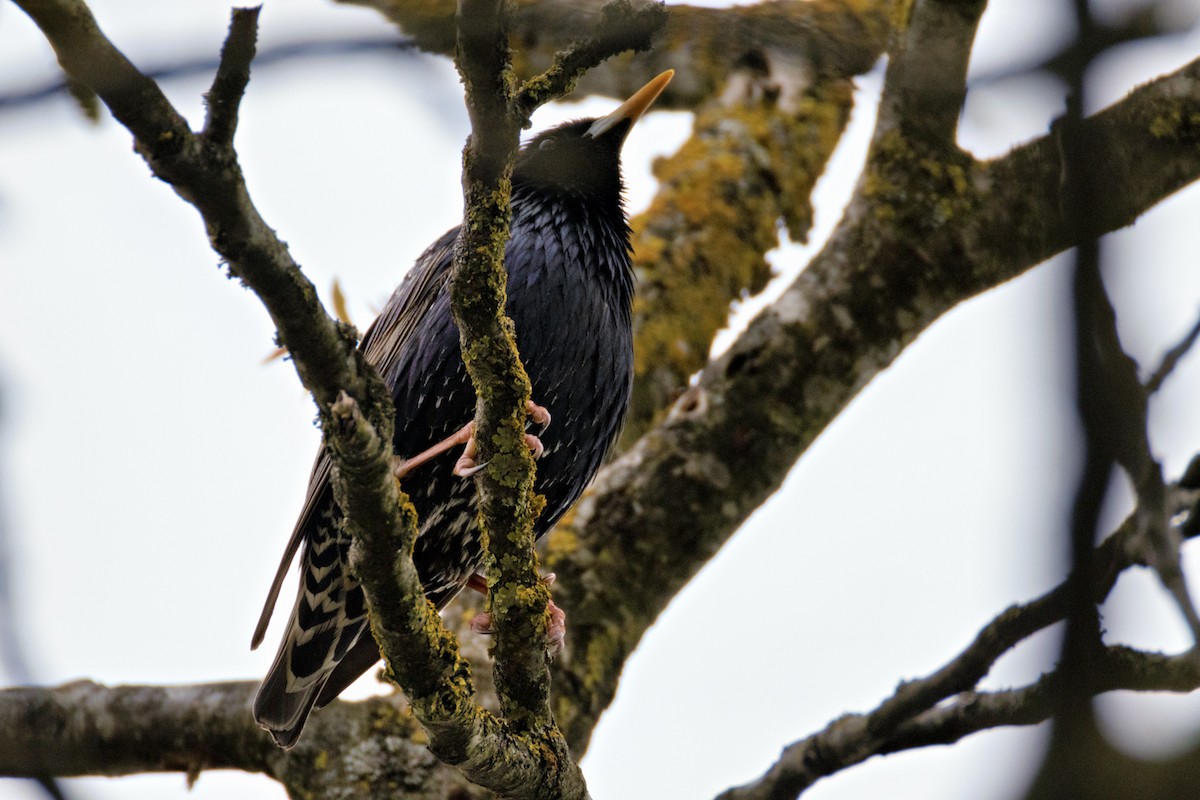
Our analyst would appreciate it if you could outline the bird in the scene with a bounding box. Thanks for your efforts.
[251,70,675,749]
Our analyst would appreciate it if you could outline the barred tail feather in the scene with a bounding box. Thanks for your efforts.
[253,651,326,749]
[253,504,376,748]
[253,586,376,748]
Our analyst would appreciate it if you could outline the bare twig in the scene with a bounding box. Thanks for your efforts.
[714,636,1200,800]
[1146,309,1200,393]
[202,6,259,146]
[510,0,667,122]
[0,33,417,116]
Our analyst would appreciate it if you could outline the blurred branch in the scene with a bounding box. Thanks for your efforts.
[1146,309,1200,393]
[879,0,986,142]
[339,0,886,109]
[715,469,1200,798]
[0,379,82,800]
[1025,1,1199,795]
[970,0,1199,87]
[0,34,417,116]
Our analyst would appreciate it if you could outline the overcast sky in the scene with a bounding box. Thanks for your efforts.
[3,1,1200,799]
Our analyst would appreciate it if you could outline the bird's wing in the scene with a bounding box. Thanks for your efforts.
[361,228,459,380]
[251,452,332,649]
[250,227,459,649]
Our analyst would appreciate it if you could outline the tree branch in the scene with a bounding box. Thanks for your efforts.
[0,681,277,779]
[510,0,667,121]
[547,43,1200,754]
[0,679,499,799]
[448,0,663,791]
[880,0,986,143]
[453,0,556,743]
[338,0,885,110]
[202,6,258,146]
[712,472,1200,799]
[1146,309,1200,393]
[716,642,1200,800]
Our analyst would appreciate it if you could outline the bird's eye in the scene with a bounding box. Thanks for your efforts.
[538,138,556,151]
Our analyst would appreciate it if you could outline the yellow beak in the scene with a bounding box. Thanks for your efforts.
[585,70,675,140]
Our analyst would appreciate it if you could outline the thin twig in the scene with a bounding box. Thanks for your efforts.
[1146,309,1200,393]
[511,0,666,123]
[203,6,260,146]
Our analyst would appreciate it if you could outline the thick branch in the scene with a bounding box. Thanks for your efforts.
[0,681,276,779]
[621,71,877,445]
[0,680,496,799]
[548,53,1200,752]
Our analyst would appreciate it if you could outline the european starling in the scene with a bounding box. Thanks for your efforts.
[251,70,674,748]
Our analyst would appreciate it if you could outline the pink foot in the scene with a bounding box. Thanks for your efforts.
[468,572,566,655]
[452,400,552,477]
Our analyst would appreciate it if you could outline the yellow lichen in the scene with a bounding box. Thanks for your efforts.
[625,75,856,445]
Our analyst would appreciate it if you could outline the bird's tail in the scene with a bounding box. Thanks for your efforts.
[253,531,376,748]
[253,645,324,749]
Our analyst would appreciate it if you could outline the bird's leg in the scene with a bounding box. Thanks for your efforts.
[392,421,474,480]
[468,572,566,656]
[393,401,550,480]
[452,399,551,477]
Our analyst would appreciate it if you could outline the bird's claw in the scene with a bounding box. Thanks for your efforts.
[466,572,565,656]
[452,401,550,478]
[526,399,551,436]
[396,401,549,480]
[452,426,485,476]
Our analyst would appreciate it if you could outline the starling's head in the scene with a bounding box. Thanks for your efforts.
[514,70,674,202]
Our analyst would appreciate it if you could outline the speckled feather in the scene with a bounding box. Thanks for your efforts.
[252,117,638,748]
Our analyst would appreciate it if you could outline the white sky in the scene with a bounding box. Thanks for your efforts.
[2,1,1200,799]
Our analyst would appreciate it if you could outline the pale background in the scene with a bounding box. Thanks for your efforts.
[2,1,1200,798]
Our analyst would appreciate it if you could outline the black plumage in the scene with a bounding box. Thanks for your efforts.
[251,71,674,748]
